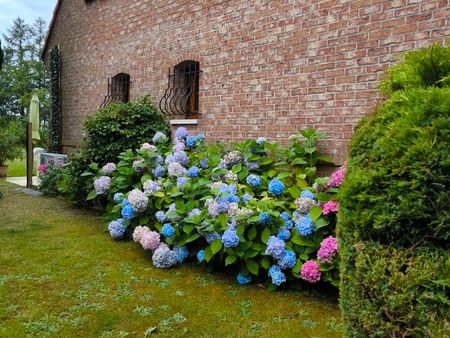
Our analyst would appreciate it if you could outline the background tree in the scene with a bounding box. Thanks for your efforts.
[0,17,49,123]
[0,41,4,71]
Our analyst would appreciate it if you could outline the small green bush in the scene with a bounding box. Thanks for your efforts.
[82,96,170,164]
[37,164,64,196]
[339,44,450,338]
[0,117,24,166]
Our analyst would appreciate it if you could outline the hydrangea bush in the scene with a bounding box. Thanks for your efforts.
[84,127,343,288]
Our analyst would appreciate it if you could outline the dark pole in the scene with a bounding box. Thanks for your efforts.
[26,123,33,188]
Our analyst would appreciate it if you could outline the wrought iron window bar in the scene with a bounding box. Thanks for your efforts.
[100,73,131,108]
[159,61,201,118]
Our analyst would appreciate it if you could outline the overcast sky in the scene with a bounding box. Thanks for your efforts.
[0,0,57,38]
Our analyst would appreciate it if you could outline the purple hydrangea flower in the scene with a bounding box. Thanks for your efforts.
[242,193,253,203]
[94,176,111,195]
[152,165,166,178]
[174,141,185,152]
[168,162,187,177]
[143,179,161,195]
[152,243,177,268]
[127,188,148,212]
[155,210,166,223]
[187,208,201,218]
[177,176,189,189]
[265,236,285,259]
[175,127,189,139]
[108,219,126,239]
[199,157,209,169]
[102,163,116,175]
[174,151,189,166]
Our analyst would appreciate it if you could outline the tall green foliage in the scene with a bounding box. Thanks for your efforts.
[338,44,450,337]
[48,46,62,153]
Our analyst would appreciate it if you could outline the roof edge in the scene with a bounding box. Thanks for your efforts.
[41,0,62,61]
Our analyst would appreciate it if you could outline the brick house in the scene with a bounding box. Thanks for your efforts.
[42,0,450,164]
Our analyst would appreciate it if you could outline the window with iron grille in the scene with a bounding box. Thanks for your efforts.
[100,73,130,108]
[159,61,201,118]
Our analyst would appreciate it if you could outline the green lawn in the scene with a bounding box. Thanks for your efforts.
[6,157,37,177]
[0,180,342,337]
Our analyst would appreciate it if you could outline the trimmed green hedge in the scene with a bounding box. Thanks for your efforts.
[82,96,170,164]
[338,44,450,337]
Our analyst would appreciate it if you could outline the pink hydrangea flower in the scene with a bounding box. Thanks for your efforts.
[301,260,321,283]
[326,166,346,188]
[317,236,339,263]
[140,231,161,251]
[321,201,339,215]
[38,164,47,174]
[132,225,150,242]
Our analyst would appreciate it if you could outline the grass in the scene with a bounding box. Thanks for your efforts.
[0,180,343,337]
[5,157,36,177]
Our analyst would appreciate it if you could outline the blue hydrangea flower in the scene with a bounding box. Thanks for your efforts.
[265,236,285,259]
[246,174,261,187]
[280,211,290,221]
[175,127,188,139]
[187,166,200,178]
[155,155,164,165]
[259,212,272,225]
[268,265,282,277]
[121,204,135,220]
[152,165,166,178]
[113,192,124,203]
[196,133,204,142]
[237,273,252,285]
[300,190,315,200]
[205,231,221,244]
[108,219,126,239]
[199,157,209,169]
[161,223,175,237]
[152,244,177,268]
[177,176,189,189]
[197,250,205,262]
[277,227,291,241]
[256,137,267,145]
[277,249,296,270]
[220,184,238,195]
[155,210,166,223]
[218,195,239,204]
[121,199,130,208]
[242,193,253,203]
[222,229,240,248]
[295,214,316,237]
[268,178,285,196]
[173,246,189,264]
[271,270,286,286]
[186,135,197,148]
[284,219,294,230]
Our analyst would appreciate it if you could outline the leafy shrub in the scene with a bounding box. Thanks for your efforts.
[84,128,343,288]
[82,96,170,163]
[338,44,450,337]
[48,97,170,204]
[37,163,64,196]
[0,117,24,166]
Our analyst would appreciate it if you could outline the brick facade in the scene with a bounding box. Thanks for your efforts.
[43,0,450,164]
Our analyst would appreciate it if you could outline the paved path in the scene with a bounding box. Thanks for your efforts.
[3,176,39,187]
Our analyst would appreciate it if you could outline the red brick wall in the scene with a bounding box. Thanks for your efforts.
[44,0,450,164]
